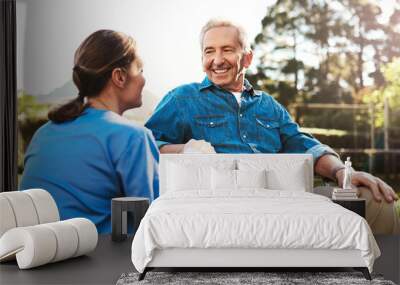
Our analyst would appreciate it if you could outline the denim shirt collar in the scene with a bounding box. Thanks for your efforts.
[199,76,260,96]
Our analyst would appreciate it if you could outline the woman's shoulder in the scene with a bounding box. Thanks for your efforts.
[44,108,152,145]
[83,109,154,155]
[93,109,155,144]
[106,112,144,130]
[97,116,149,143]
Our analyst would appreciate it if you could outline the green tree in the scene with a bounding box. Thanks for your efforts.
[339,0,384,90]
[248,0,400,107]
[247,0,309,105]
[362,58,400,129]
[248,0,350,105]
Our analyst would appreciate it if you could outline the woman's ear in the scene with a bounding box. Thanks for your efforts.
[111,68,127,88]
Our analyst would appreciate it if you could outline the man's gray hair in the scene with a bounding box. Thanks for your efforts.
[199,19,251,53]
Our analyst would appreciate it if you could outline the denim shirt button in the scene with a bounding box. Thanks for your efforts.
[239,114,243,117]
[243,134,247,139]
[210,122,214,126]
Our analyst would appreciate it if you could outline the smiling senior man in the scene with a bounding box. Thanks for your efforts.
[145,19,400,234]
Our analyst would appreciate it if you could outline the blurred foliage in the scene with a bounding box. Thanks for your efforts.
[362,58,400,129]
[17,91,49,173]
[248,0,400,107]
[18,91,48,120]
[247,0,400,181]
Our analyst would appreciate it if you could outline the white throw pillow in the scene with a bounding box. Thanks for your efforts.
[211,168,236,190]
[236,169,268,189]
[266,168,307,191]
[238,159,308,191]
[211,169,268,191]
[167,162,211,191]
[165,159,236,192]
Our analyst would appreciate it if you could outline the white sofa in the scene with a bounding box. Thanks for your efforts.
[0,189,98,269]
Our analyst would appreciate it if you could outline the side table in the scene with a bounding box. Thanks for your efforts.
[111,197,149,242]
[332,198,366,218]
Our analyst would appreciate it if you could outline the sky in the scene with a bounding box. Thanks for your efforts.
[16,0,274,99]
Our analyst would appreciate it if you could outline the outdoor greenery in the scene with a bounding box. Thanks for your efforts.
[362,58,400,130]
[248,0,400,106]
[17,92,49,173]
[247,0,400,183]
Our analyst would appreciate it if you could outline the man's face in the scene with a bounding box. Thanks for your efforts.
[202,26,252,92]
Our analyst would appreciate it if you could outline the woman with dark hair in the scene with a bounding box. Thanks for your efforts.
[20,30,159,234]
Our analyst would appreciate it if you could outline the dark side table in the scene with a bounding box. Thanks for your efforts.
[332,198,366,218]
[111,197,149,242]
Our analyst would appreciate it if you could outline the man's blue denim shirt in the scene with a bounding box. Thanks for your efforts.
[145,77,337,163]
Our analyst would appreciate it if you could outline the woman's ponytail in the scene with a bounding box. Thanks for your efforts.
[47,30,137,124]
[47,93,86,123]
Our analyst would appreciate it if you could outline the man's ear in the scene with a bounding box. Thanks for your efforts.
[243,50,253,68]
[111,68,127,88]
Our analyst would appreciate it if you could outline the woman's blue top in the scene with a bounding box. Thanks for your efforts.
[20,107,159,233]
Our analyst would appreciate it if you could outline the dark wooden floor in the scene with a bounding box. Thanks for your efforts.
[374,235,400,284]
[0,235,398,284]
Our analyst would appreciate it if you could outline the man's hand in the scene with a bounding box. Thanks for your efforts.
[159,139,216,154]
[336,169,399,203]
[181,139,216,154]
